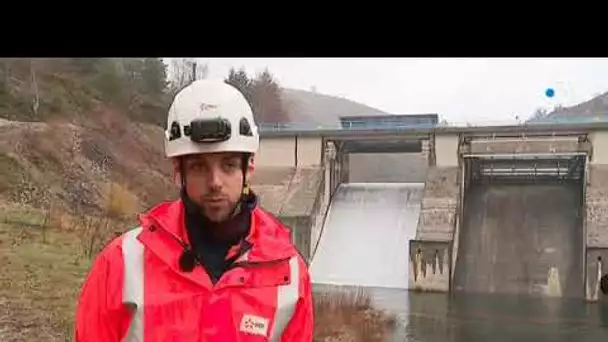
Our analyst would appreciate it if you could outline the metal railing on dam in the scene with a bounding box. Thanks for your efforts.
[258,115,608,134]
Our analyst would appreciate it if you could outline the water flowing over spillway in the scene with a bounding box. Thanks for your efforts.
[310,182,425,289]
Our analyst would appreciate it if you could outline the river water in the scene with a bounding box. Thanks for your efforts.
[313,284,608,341]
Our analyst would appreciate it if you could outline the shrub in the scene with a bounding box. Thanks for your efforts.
[313,288,396,342]
[103,181,139,220]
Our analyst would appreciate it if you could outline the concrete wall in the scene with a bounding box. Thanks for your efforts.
[416,167,459,242]
[454,183,584,298]
[280,215,312,261]
[274,167,325,264]
[467,136,581,154]
[277,169,328,264]
[585,133,608,301]
[252,165,325,265]
[278,168,323,217]
[434,133,459,167]
[409,133,460,292]
[590,131,608,164]
[257,137,296,167]
[340,152,349,183]
[251,167,296,215]
[257,136,323,168]
[296,136,323,167]
[586,247,608,302]
[415,132,460,239]
[309,144,335,261]
[348,153,428,183]
[309,176,328,261]
[258,127,608,168]
[330,151,342,195]
[409,240,451,292]
[587,165,608,248]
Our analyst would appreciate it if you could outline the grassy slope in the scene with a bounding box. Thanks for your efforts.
[0,205,90,341]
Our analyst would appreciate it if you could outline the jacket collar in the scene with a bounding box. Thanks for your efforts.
[137,198,297,264]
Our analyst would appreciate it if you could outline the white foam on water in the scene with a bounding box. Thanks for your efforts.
[310,182,424,289]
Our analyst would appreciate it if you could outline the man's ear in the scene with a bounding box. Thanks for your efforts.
[246,154,255,180]
[242,155,255,195]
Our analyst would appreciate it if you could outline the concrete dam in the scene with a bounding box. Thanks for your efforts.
[254,118,608,303]
[454,172,585,297]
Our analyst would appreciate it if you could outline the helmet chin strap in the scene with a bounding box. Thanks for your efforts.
[178,153,251,223]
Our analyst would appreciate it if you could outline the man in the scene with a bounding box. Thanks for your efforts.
[74,79,314,341]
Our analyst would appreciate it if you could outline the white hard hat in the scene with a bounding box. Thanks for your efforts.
[164,79,259,158]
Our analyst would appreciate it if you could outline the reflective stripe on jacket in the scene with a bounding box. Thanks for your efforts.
[75,199,314,342]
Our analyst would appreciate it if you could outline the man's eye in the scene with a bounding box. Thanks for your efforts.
[189,163,204,171]
[224,162,239,170]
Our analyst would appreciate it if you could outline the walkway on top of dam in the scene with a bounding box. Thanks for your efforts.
[258,115,608,138]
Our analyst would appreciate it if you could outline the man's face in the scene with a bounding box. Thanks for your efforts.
[175,152,254,223]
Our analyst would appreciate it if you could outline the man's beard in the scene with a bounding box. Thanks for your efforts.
[200,196,239,223]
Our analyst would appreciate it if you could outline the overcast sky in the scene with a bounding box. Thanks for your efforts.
[169,58,608,125]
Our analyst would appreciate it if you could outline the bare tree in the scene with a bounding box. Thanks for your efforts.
[30,59,40,118]
[224,67,290,123]
[530,107,549,121]
[0,58,12,91]
[168,58,208,95]
[225,67,254,106]
[250,68,289,123]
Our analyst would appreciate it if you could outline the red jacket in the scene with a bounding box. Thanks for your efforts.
[75,199,314,341]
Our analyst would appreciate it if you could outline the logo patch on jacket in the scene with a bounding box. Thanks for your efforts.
[239,314,269,336]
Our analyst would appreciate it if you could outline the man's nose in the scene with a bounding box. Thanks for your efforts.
[207,168,223,188]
